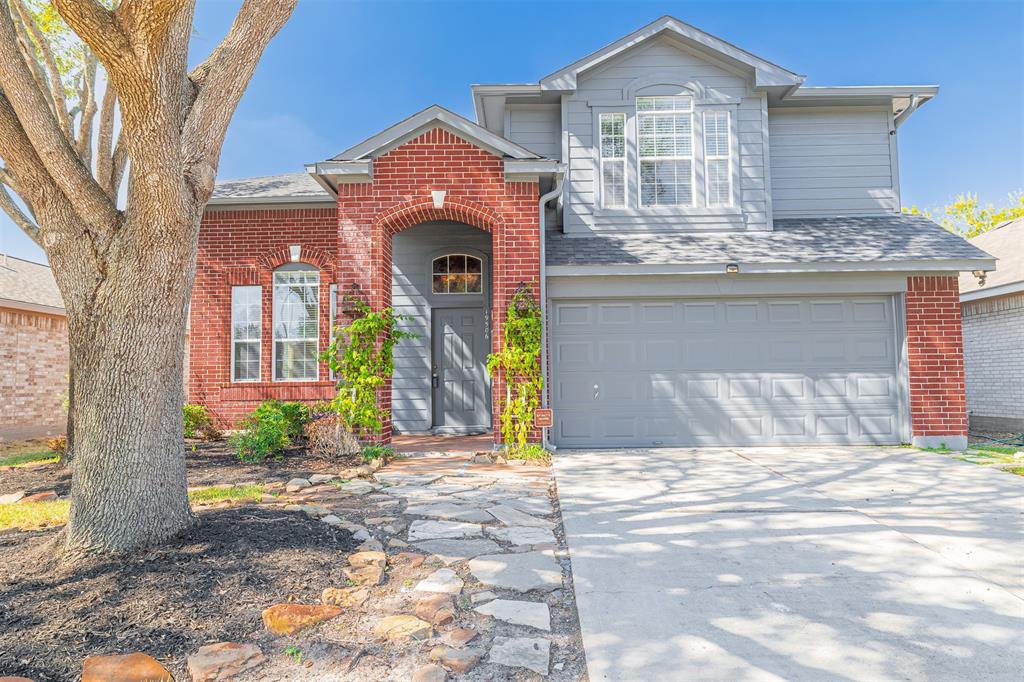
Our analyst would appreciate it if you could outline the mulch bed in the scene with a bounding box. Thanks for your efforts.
[0,506,355,681]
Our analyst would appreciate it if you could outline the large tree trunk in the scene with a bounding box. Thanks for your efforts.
[61,209,199,554]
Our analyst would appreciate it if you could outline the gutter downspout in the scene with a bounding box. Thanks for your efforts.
[538,173,564,451]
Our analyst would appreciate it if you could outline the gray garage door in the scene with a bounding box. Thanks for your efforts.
[550,296,903,448]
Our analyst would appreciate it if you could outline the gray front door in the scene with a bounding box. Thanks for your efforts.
[432,307,491,433]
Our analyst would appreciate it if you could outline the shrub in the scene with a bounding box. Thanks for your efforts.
[507,443,550,464]
[361,444,394,462]
[231,406,290,463]
[304,413,361,460]
[46,435,67,455]
[279,401,311,440]
[184,404,209,438]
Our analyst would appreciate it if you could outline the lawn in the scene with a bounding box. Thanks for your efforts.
[953,443,1024,477]
[0,448,61,468]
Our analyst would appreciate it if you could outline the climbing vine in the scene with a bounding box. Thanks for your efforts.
[322,297,416,437]
[487,284,543,453]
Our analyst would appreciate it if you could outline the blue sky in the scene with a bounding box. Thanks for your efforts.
[2,0,1022,263]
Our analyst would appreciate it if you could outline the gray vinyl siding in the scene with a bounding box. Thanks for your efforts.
[507,104,561,159]
[390,221,492,433]
[562,36,770,234]
[768,107,898,217]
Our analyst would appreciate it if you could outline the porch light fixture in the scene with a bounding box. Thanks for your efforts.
[431,190,447,209]
[972,270,987,287]
[725,262,740,274]
[289,244,301,262]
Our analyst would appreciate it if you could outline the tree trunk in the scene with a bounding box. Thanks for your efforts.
[61,209,199,555]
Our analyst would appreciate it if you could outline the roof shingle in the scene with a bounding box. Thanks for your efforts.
[0,255,64,312]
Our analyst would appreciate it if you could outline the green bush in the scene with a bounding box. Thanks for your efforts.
[232,404,290,463]
[507,443,550,463]
[279,401,311,439]
[361,444,394,462]
[183,404,211,439]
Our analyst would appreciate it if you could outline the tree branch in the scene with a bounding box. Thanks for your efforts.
[95,80,116,194]
[0,176,41,245]
[51,0,132,76]
[75,53,98,167]
[10,0,74,139]
[0,9,117,229]
[181,0,297,201]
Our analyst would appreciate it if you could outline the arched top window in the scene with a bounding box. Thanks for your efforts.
[432,254,482,294]
[272,263,320,381]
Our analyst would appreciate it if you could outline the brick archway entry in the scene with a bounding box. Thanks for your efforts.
[335,128,541,444]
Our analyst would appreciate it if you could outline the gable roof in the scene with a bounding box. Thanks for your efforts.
[0,254,64,314]
[329,105,540,161]
[539,15,804,92]
[210,173,334,205]
[959,218,1024,301]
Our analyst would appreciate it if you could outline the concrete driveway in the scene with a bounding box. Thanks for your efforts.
[553,446,1023,681]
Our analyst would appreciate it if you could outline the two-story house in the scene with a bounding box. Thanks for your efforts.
[190,16,993,451]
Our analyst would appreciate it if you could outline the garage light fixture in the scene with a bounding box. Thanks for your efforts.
[725,262,740,274]
[972,270,987,286]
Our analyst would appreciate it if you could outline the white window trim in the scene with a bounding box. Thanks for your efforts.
[328,283,337,382]
[636,96,695,208]
[703,109,732,208]
[431,254,484,295]
[271,267,320,382]
[599,112,626,209]
[230,285,261,383]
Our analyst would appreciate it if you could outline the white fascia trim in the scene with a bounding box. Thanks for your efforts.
[206,195,335,207]
[505,160,566,180]
[0,297,66,316]
[960,279,1024,303]
[331,105,539,161]
[547,258,996,277]
[471,84,542,126]
[788,85,940,98]
[540,15,803,92]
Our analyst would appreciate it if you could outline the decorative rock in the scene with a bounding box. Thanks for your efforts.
[395,551,425,567]
[20,490,57,503]
[348,550,387,568]
[487,504,555,529]
[343,564,385,586]
[374,472,443,486]
[0,491,25,504]
[429,646,483,674]
[445,627,479,648]
[388,538,409,549]
[475,599,551,631]
[364,516,395,524]
[414,568,463,594]
[489,636,550,675]
[408,520,482,542]
[405,502,494,523]
[414,593,455,625]
[352,528,372,542]
[0,677,35,682]
[285,478,311,493]
[81,653,172,682]
[470,590,498,604]
[468,551,562,592]
[372,614,433,641]
[414,538,501,564]
[262,604,343,635]
[341,480,378,495]
[411,664,448,682]
[486,526,557,547]
[502,496,555,516]
[320,514,343,526]
[357,538,385,552]
[472,454,493,464]
[309,473,337,484]
[187,642,266,681]
[354,464,374,477]
[321,586,370,607]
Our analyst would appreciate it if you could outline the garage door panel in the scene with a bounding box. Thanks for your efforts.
[551,295,901,447]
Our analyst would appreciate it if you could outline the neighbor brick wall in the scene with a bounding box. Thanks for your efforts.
[961,292,1024,430]
[905,276,968,439]
[336,127,541,444]
[0,307,68,441]
[189,207,338,427]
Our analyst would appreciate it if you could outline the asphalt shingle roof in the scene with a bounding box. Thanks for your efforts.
[210,173,332,201]
[959,218,1023,295]
[0,255,64,311]
[546,214,993,267]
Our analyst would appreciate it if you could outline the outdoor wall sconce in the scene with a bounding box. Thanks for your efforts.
[289,244,301,262]
[431,190,447,209]
[725,262,740,274]
[340,282,365,314]
[972,270,987,286]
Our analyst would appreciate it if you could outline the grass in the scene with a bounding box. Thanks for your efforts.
[968,443,1020,455]
[0,450,60,468]
[0,500,70,531]
[187,484,265,505]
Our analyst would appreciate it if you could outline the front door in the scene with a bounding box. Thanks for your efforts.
[431,307,491,433]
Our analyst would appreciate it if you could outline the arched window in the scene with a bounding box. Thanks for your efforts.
[432,254,483,294]
[272,263,319,381]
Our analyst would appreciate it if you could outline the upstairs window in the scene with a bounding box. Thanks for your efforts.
[231,285,261,382]
[432,254,482,294]
[272,265,319,381]
[637,95,693,207]
[599,113,626,208]
[704,110,731,207]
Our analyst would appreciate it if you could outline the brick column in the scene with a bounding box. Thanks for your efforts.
[906,275,968,450]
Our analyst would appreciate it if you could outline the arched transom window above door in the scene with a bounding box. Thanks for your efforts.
[432,254,483,294]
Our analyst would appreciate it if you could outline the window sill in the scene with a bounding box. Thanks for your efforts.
[595,206,741,218]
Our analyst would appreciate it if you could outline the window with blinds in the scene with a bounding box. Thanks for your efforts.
[599,113,626,208]
[272,266,319,381]
[637,95,693,207]
[231,285,261,382]
[704,110,731,206]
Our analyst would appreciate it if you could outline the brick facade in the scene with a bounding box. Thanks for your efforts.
[961,292,1024,431]
[335,128,541,444]
[905,275,968,445]
[0,307,68,441]
[189,207,338,426]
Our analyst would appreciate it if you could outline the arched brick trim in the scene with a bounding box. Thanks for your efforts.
[258,244,335,279]
[373,196,503,237]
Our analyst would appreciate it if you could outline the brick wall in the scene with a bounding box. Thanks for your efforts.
[336,127,541,444]
[905,275,968,444]
[961,292,1024,430]
[0,307,68,441]
[190,207,338,427]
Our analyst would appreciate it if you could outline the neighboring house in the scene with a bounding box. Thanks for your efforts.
[190,16,994,450]
[0,254,68,441]
[959,219,1024,432]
